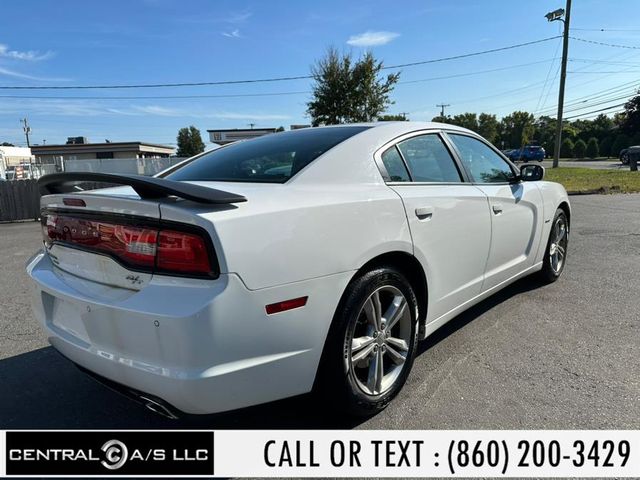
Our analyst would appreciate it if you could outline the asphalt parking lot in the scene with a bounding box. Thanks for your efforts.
[1,194,638,430]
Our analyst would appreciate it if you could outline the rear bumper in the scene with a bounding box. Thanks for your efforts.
[27,251,352,414]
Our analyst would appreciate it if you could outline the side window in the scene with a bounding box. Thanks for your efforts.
[381,146,410,182]
[396,134,461,183]
[448,134,516,183]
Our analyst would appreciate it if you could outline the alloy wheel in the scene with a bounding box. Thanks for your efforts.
[346,285,413,396]
[549,216,568,274]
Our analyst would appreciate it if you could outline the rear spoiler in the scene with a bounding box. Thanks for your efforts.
[38,172,247,205]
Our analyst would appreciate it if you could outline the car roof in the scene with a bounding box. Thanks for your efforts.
[311,121,474,135]
[290,122,479,186]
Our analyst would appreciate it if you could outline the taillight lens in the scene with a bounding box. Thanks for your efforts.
[157,229,211,275]
[42,213,215,277]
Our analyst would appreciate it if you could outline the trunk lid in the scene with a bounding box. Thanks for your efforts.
[41,187,162,290]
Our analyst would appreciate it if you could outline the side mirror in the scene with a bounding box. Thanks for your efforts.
[520,164,544,182]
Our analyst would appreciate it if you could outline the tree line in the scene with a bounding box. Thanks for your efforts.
[430,108,639,159]
[174,49,640,159]
[306,48,640,159]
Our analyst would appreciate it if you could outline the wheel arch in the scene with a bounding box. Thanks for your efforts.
[312,250,429,392]
[558,201,571,228]
[352,251,429,333]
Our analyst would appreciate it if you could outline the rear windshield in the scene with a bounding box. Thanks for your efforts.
[165,126,370,183]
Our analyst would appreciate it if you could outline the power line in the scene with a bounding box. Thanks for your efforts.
[0,59,560,101]
[570,36,640,50]
[532,38,563,115]
[0,36,562,90]
[488,50,638,113]
[0,91,310,100]
[562,92,634,114]
[563,102,626,120]
[572,27,640,32]
[399,58,556,84]
[537,78,640,114]
[382,36,561,69]
[570,58,640,66]
[567,70,640,74]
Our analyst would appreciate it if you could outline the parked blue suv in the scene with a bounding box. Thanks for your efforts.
[506,145,545,162]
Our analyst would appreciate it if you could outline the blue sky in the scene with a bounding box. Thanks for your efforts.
[0,0,638,147]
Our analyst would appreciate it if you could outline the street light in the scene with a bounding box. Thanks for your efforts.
[546,1,572,168]
[545,8,565,22]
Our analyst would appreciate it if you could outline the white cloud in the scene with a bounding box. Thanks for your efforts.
[221,29,242,38]
[0,66,68,81]
[0,44,54,61]
[206,112,290,121]
[132,105,290,121]
[225,11,252,24]
[346,31,400,47]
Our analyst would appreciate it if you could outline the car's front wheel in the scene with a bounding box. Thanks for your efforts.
[317,267,419,416]
[621,152,629,165]
[540,208,569,283]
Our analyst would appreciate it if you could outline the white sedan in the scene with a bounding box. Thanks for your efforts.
[27,122,570,417]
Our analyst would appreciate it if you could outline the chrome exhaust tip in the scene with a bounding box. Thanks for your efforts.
[140,395,180,420]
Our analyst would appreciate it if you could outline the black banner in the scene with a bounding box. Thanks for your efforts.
[6,431,214,476]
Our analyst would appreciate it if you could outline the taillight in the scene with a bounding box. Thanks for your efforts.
[157,229,211,275]
[42,213,215,278]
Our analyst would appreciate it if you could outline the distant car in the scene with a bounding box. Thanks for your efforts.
[619,146,640,165]
[507,145,545,162]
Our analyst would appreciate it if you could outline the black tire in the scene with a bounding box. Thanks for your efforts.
[539,208,569,283]
[621,153,629,165]
[315,266,419,416]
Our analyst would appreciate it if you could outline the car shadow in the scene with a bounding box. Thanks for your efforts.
[1,275,546,430]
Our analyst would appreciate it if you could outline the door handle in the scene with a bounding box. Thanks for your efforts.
[492,203,503,214]
[415,206,434,220]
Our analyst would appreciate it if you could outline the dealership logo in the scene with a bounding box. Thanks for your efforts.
[101,439,129,470]
[5,431,214,476]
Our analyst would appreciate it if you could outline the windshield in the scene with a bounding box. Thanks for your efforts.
[165,126,370,183]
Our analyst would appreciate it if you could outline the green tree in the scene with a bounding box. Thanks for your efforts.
[585,137,599,158]
[500,111,535,148]
[478,113,499,143]
[450,112,478,131]
[533,116,556,158]
[307,48,400,125]
[176,126,205,157]
[560,138,574,158]
[611,133,631,157]
[613,111,627,128]
[599,136,613,158]
[573,139,587,159]
[378,113,408,121]
[275,126,285,132]
[620,92,640,135]
[431,115,452,123]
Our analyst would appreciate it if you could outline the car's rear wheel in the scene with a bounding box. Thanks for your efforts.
[316,266,419,416]
[540,208,569,283]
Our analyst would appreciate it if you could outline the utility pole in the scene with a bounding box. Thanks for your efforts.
[247,123,256,129]
[436,103,450,118]
[20,118,31,148]
[547,0,572,168]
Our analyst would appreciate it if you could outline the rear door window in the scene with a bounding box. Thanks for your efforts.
[396,134,462,182]
[380,146,411,182]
